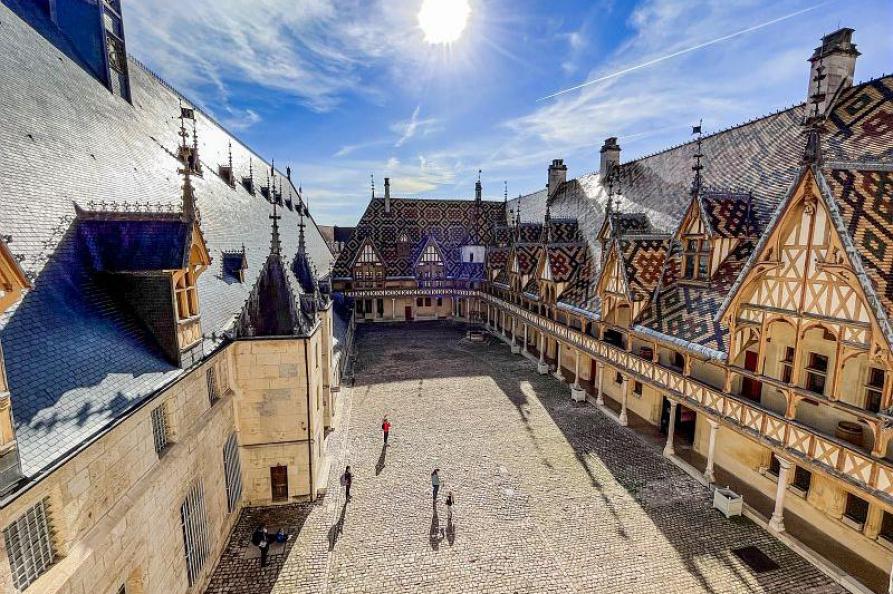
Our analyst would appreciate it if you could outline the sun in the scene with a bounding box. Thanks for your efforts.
[418,0,471,45]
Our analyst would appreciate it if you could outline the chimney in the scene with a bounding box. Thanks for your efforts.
[547,159,567,195]
[599,137,621,179]
[384,177,391,213]
[808,28,859,116]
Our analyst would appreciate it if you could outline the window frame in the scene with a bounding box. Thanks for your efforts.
[151,404,171,456]
[681,236,711,282]
[3,499,55,591]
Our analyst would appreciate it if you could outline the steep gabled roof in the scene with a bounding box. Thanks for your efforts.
[699,191,759,238]
[618,235,671,302]
[332,197,505,279]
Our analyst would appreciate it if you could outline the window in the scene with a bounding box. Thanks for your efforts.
[672,351,685,370]
[437,297,442,307]
[222,432,242,513]
[767,455,780,477]
[376,299,384,316]
[805,352,828,395]
[421,244,442,263]
[206,367,219,404]
[416,297,423,307]
[151,404,170,455]
[358,243,380,264]
[781,347,795,383]
[866,368,885,413]
[355,300,364,314]
[174,268,199,319]
[682,238,710,281]
[615,371,623,385]
[180,481,210,586]
[633,381,643,396]
[424,297,432,307]
[3,499,55,591]
[880,511,893,542]
[792,466,812,493]
[844,493,869,528]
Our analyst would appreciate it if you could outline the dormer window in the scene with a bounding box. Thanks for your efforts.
[174,266,199,320]
[682,238,710,281]
[421,244,442,264]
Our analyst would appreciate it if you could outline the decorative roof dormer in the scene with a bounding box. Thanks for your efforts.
[0,236,29,312]
[242,159,256,195]
[219,141,236,188]
[76,164,212,367]
[222,245,249,283]
[237,203,313,338]
[292,212,327,310]
[414,236,445,285]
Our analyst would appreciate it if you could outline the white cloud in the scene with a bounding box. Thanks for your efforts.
[392,105,441,148]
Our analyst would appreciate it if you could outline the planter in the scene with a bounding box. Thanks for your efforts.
[713,487,743,518]
[835,421,864,447]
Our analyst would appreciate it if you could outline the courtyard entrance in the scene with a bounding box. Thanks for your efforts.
[205,322,844,594]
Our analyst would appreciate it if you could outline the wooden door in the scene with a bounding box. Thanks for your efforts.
[405,306,413,321]
[740,351,762,402]
[270,465,288,502]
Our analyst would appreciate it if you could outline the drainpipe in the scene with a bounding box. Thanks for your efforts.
[303,338,314,500]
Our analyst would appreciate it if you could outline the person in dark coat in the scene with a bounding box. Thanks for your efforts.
[344,465,353,500]
[251,525,270,567]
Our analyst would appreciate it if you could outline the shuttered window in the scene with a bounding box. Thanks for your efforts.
[3,499,54,591]
[180,482,210,586]
[223,433,242,513]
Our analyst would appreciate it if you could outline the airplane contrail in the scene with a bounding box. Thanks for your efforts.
[538,1,833,102]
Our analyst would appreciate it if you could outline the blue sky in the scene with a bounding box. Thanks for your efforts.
[123,0,893,225]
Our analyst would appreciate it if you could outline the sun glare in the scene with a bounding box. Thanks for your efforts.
[418,0,471,45]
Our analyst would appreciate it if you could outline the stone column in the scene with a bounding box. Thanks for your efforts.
[391,298,396,320]
[523,324,528,354]
[663,400,678,456]
[511,317,521,354]
[553,341,564,381]
[704,419,720,483]
[571,349,585,401]
[502,311,508,338]
[619,375,629,426]
[596,363,605,406]
[538,331,549,374]
[769,457,792,533]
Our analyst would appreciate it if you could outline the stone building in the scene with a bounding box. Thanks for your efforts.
[335,28,893,592]
[0,1,348,592]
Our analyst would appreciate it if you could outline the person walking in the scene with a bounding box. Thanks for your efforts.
[445,491,454,523]
[382,416,391,445]
[343,465,353,500]
[431,468,441,503]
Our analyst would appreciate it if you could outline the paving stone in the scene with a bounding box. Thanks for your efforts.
[205,322,846,594]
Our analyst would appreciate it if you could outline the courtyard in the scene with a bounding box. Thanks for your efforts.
[206,322,846,594]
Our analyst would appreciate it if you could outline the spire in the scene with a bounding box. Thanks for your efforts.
[298,209,306,254]
[371,173,375,199]
[691,119,704,197]
[287,165,292,181]
[269,201,282,256]
[475,169,482,203]
[803,60,827,165]
[180,161,197,223]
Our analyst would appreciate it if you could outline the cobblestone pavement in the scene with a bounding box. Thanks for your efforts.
[207,322,846,594]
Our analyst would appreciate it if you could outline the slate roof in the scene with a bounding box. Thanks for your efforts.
[618,236,671,301]
[78,215,192,272]
[557,258,600,320]
[332,198,505,280]
[698,191,759,238]
[0,4,333,478]
[545,244,588,283]
[513,244,542,276]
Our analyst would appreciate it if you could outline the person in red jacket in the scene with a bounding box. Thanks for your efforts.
[381,416,391,445]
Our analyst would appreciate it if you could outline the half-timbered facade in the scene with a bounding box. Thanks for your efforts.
[335,28,893,591]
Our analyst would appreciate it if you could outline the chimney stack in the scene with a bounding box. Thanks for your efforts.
[599,137,621,179]
[547,159,567,195]
[384,177,391,213]
[808,28,859,116]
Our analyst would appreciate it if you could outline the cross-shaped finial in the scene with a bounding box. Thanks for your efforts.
[269,202,282,255]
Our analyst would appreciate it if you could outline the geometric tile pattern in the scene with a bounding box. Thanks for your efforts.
[828,168,893,320]
[618,236,670,301]
[546,244,588,283]
[333,199,506,279]
[700,191,758,238]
